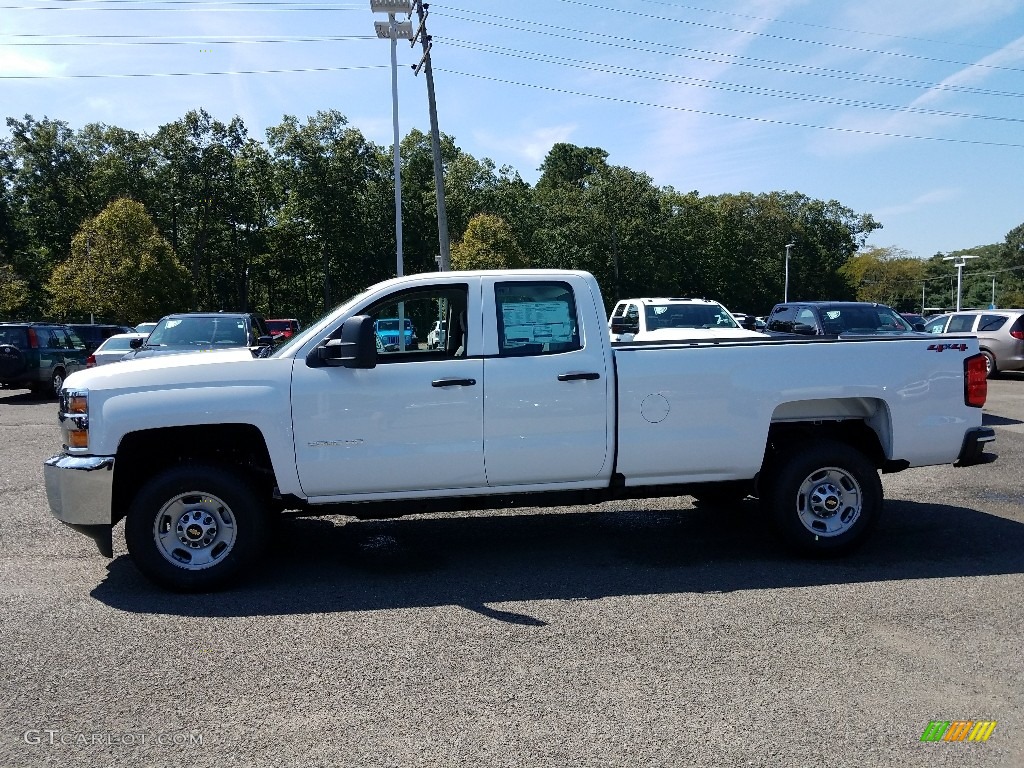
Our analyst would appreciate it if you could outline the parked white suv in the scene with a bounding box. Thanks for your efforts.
[609,297,765,342]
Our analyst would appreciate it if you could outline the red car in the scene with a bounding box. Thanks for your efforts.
[266,318,301,340]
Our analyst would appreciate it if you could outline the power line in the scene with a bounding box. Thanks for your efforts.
[629,0,1024,54]
[436,67,1024,149]
[440,39,1024,124]
[0,64,390,78]
[440,4,1024,75]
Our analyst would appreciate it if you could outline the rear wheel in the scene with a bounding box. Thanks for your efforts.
[982,350,998,379]
[125,465,270,591]
[763,440,882,555]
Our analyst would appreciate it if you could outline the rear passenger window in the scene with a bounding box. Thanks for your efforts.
[978,315,1007,332]
[495,281,581,357]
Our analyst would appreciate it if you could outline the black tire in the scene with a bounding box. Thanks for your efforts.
[982,350,998,379]
[49,367,66,398]
[762,439,882,556]
[125,465,270,592]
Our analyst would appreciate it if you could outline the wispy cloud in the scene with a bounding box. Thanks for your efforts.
[873,187,959,218]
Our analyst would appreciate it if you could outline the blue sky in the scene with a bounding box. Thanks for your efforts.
[3,0,1023,259]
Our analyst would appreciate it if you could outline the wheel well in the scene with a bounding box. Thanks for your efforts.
[112,424,276,524]
[765,420,886,470]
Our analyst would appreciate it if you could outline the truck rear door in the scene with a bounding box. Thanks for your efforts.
[479,275,613,487]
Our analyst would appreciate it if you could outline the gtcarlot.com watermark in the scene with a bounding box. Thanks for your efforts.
[24,730,203,748]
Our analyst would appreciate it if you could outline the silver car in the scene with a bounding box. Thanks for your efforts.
[924,309,1024,377]
[87,332,148,367]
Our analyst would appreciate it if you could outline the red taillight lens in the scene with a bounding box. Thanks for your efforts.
[964,354,987,408]
[1011,330,1023,340]
[86,354,96,368]
[26,327,38,349]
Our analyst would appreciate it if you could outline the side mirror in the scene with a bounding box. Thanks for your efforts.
[791,321,818,335]
[308,315,377,369]
[256,334,276,347]
[913,323,925,332]
[129,337,144,349]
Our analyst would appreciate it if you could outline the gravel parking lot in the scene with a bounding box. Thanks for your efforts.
[1,378,1022,768]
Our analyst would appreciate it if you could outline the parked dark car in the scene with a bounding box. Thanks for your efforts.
[121,312,276,361]
[764,301,920,337]
[0,322,89,397]
[68,323,135,353]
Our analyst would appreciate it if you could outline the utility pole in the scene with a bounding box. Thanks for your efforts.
[410,0,451,270]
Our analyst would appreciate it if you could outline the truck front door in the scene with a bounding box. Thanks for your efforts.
[291,281,486,497]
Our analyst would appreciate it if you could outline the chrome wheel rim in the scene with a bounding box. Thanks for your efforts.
[795,466,862,537]
[153,491,237,569]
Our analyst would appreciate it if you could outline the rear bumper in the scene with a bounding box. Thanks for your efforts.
[955,427,996,467]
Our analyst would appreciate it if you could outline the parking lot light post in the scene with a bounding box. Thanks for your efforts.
[783,242,795,303]
[371,1,413,280]
[942,254,978,311]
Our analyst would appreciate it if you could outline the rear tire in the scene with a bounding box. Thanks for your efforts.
[763,440,882,555]
[982,350,998,379]
[125,465,270,592]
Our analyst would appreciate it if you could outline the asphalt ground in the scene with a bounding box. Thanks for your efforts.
[1,376,1022,768]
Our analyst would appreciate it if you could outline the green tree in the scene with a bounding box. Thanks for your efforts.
[451,213,527,270]
[267,111,384,316]
[839,246,925,310]
[46,198,190,323]
[0,261,29,315]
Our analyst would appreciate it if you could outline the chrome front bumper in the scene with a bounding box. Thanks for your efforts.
[44,454,115,525]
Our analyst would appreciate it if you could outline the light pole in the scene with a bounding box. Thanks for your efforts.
[410,0,450,270]
[783,242,795,302]
[371,1,413,279]
[942,254,978,311]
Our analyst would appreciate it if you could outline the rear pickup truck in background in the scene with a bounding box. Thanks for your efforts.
[44,269,995,591]
[764,301,925,337]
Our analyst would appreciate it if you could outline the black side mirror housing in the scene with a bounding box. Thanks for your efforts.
[129,337,144,349]
[308,315,377,369]
[792,321,818,335]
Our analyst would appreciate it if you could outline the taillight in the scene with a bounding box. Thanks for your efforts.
[86,354,96,368]
[26,327,38,349]
[1011,330,1024,340]
[964,354,987,408]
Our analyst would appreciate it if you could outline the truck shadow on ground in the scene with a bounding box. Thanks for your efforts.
[91,498,1024,619]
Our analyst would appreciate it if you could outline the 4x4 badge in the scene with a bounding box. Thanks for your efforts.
[928,343,968,352]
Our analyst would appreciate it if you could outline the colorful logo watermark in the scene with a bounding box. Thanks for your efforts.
[920,721,997,742]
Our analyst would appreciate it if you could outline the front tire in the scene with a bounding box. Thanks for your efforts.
[763,440,882,555]
[125,465,269,591]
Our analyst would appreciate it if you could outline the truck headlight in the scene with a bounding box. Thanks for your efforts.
[59,388,90,452]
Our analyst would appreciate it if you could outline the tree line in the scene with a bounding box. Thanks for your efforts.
[2,108,1022,326]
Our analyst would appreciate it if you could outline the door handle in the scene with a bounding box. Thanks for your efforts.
[431,378,477,387]
[557,372,600,382]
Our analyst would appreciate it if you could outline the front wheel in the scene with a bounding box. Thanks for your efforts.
[125,465,269,591]
[763,440,882,555]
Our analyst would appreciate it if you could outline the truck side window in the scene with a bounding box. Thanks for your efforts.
[494,281,581,356]
[358,284,469,362]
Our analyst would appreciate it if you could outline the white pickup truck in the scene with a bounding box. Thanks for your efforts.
[44,269,995,591]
